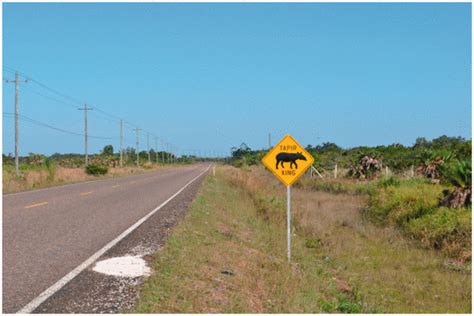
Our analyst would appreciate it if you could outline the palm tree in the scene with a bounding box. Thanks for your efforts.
[440,160,471,208]
[418,150,452,181]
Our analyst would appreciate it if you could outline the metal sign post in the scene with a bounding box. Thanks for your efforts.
[287,185,291,261]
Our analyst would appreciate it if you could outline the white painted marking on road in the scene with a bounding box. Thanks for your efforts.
[80,191,93,196]
[16,165,211,314]
[93,256,150,278]
[24,202,48,209]
[112,185,120,188]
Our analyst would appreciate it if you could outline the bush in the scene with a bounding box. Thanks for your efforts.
[367,179,445,225]
[377,177,400,188]
[406,207,471,260]
[45,158,56,181]
[85,163,108,176]
[439,160,472,208]
[143,162,153,169]
[366,178,471,260]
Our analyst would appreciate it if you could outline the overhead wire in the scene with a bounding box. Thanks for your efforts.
[3,65,180,152]
[3,112,116,140]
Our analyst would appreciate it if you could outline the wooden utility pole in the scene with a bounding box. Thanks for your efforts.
[147,132,151,163]
[5,72,27,176]
[167,143,171,164]
[161,140,165,164]
[78,104,93,166]
[119,120,123,167]
[134,128,141,167]
[155,136,158,163]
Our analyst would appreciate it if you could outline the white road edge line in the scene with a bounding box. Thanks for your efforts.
[16,164,211,314]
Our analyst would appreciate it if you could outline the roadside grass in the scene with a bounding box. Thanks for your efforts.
[2,163,172,194]
[135,166,471,313]
[299,175,471,261]
[134,166,365,313]
[297,177,375,195]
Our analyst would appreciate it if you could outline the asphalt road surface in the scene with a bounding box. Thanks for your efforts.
[3,163,211,313]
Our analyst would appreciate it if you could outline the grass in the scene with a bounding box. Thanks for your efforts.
[134,166,366,313]
[299,175,471,261]
[296,177,375,195]
[365,178,471,260]
[134,166,471,313]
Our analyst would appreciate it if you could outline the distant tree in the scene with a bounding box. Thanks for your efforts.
[414,137,429,148]
[315,142,341,152]
[231,143,252,159]
[125,147,136,156]
[102,145,114,155]
[432,135,465,149]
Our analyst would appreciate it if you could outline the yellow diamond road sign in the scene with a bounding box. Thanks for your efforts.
[262,134,314,186]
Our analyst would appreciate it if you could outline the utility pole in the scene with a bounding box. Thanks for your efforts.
[78,104,93,166]
[147,132,151,163]
[155,136,158,163]
[134,128,141,167]
[119,120,123,167]
[161,140,165,164]
[5,72,28,176]
[167,143,171,164]
[170,145,173,164]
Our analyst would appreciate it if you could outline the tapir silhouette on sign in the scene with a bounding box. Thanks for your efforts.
[275,152,307,170]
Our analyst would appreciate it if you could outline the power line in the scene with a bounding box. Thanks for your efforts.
[3,66,180,151]
[3,66,83,105]
[3,112,115,140]
[22,85,79,109]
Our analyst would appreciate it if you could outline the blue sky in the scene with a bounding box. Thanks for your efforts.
[2,3,471,156]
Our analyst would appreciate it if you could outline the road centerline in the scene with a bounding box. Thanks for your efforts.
[24,202,48,209]
[80,191,93,196]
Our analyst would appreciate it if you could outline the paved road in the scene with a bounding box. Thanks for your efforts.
[3,163,210,313]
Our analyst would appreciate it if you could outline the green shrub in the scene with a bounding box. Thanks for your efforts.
[366,178,471,260]
[406,207,471,259]
[85,163,108,176]
[305,237,322,249]
[318,297,363,313]
[45,158,56,181]
[377,177,400,188]
[367,180,445,225]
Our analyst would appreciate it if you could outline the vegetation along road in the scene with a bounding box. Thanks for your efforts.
[135,165,470,313]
